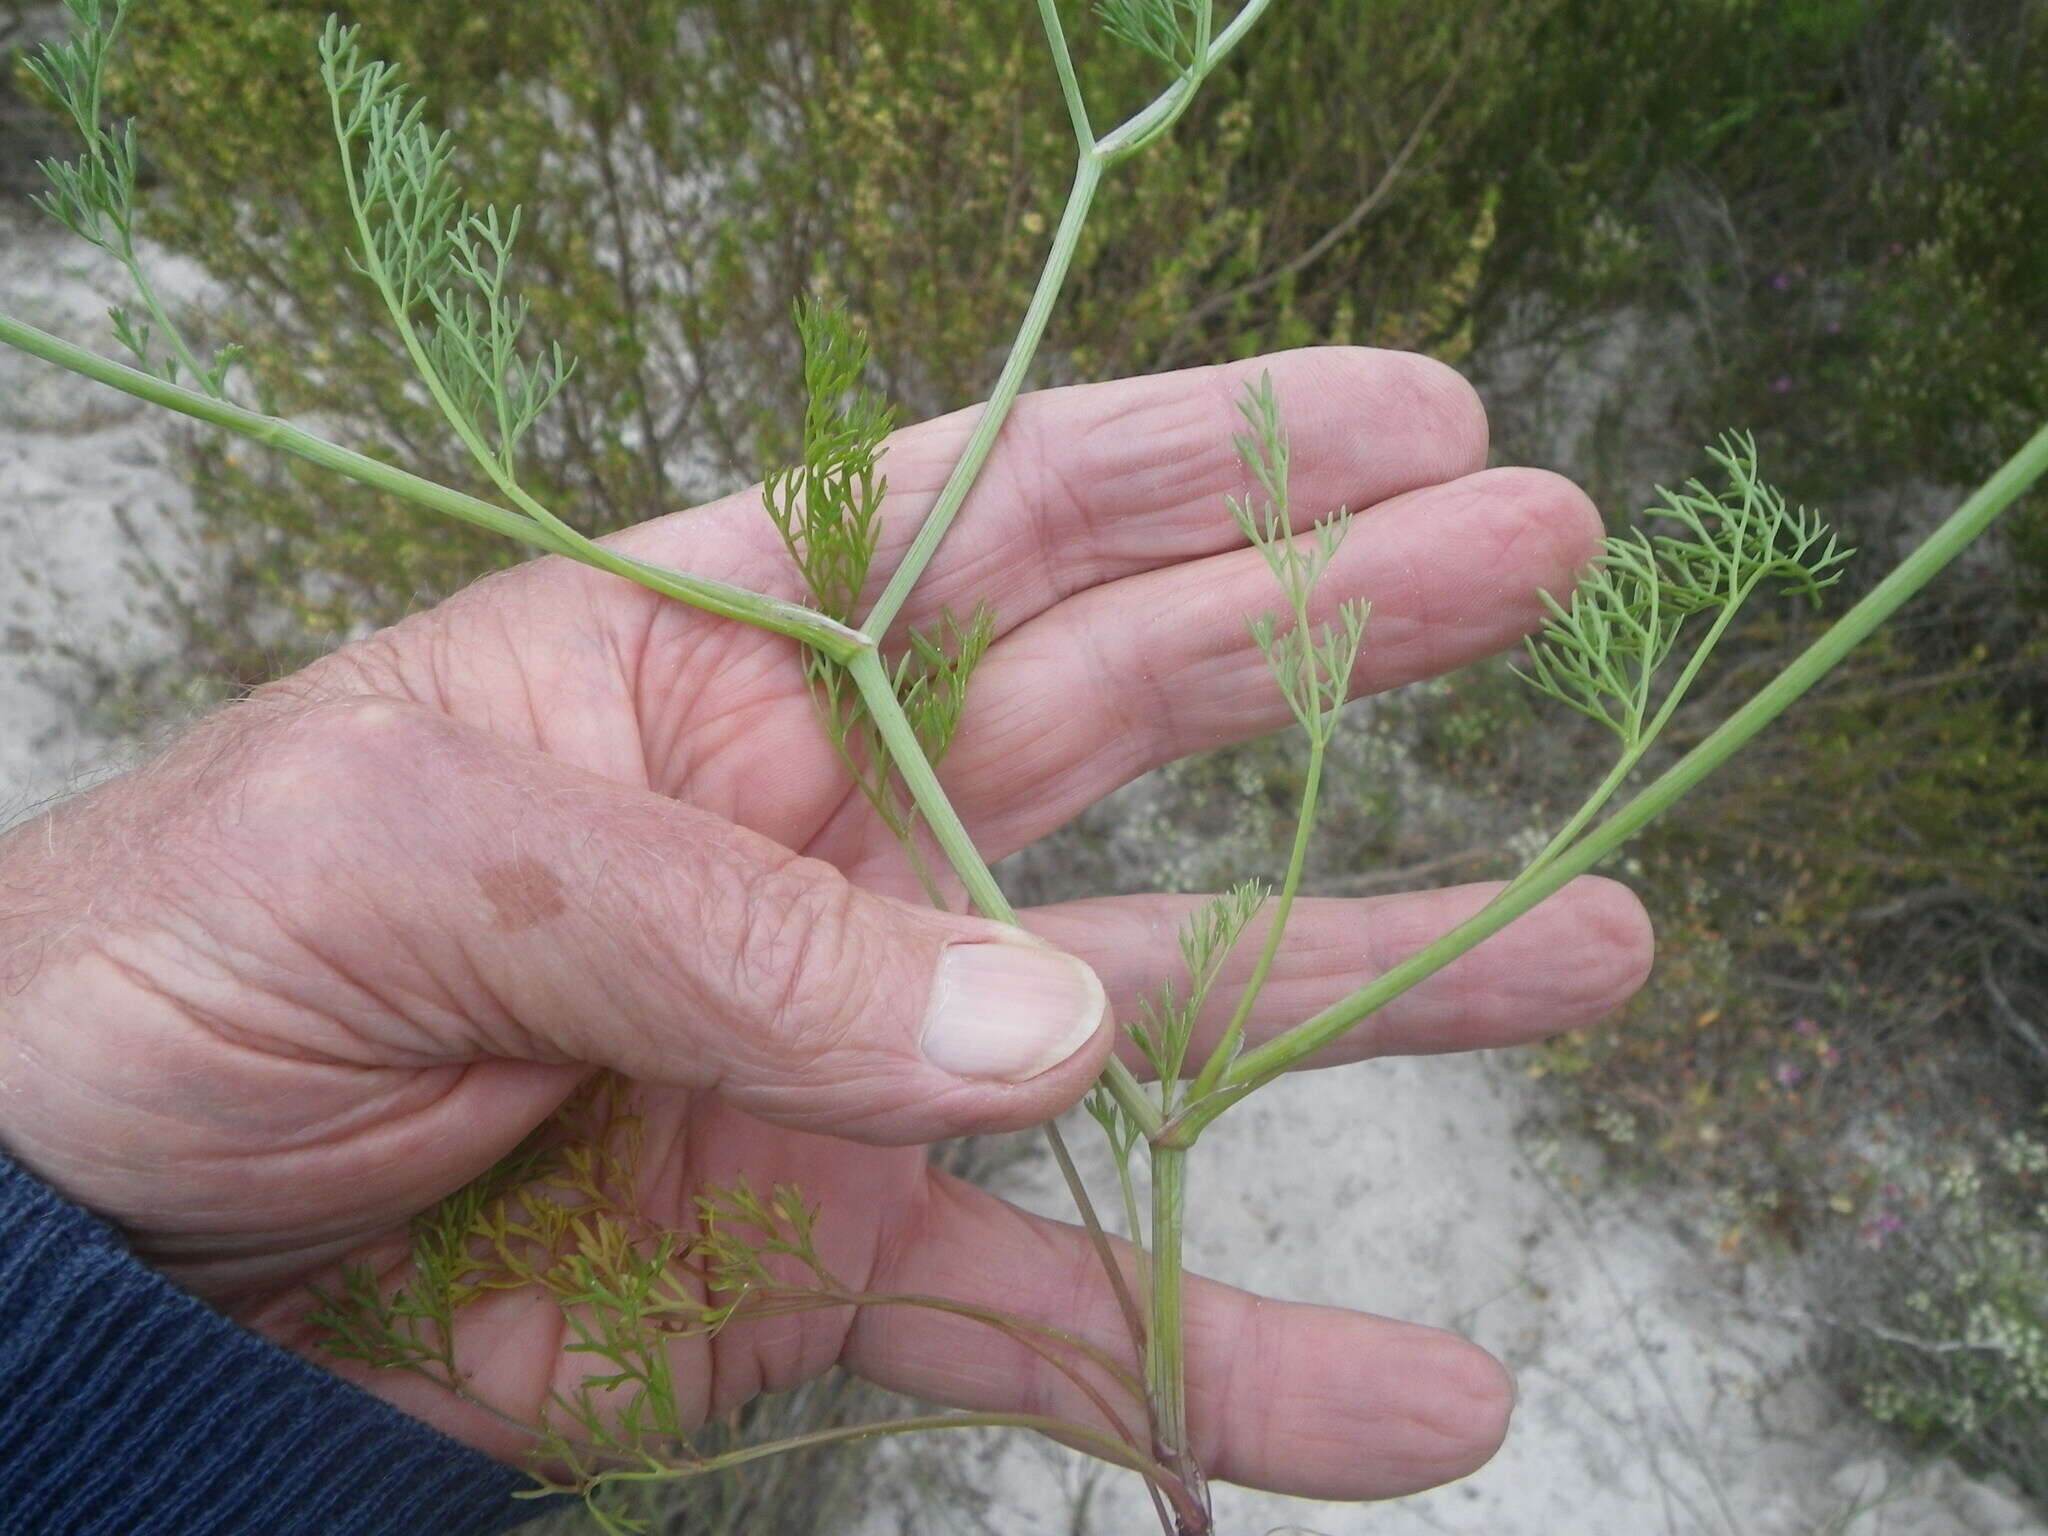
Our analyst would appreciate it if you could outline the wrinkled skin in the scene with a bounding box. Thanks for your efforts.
[0,349,1652,1502]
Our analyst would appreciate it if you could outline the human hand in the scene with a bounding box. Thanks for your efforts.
[0,348,1650,1501]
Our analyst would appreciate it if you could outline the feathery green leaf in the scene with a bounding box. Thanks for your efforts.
[1516,435,1852,747]
[1124,879,1267,1101]
[1230,373,1369,740]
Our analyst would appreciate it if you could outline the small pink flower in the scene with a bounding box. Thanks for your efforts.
[1774,1062,1805,1088]
[1792,1018,1820,1037]
[1772,375,1794,394]
[1858,1211,1905,1249]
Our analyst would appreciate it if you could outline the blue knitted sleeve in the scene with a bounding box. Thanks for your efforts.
[0,1149,559,1536]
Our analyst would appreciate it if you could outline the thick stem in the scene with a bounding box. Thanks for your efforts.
[847,648,1010,919]
[0,311,870,659]
[1145,1146,1204,1519]
[845,646,1160,1359]
[848,648,1163,1128]
[1167,417,2048,1141]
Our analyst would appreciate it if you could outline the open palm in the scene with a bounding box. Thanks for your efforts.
[0,348,1651,1502]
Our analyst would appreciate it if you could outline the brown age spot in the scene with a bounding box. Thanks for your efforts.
[477,857,567,933]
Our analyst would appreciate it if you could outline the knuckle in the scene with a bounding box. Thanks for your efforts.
[239,695,425,799]
[1398,352,1489,477]
[722,851,876,1057]
[192,695,435,889]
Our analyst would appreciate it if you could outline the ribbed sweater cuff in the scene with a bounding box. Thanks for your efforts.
[0,1149,548,1536]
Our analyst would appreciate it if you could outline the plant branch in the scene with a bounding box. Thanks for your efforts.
[860,150,1104,640]
[0,310,871,660]
[1035,0,1094,150]
[1188,734,1323,1100]
[1510,591,1746,891]
[568,1409,1204,1526]
[1144,1146,1201,1508]
[1172,416,2048,1138]
[845,646,1159,1363]
[1095,0,1275,161]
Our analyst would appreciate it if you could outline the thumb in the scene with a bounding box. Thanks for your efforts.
[189,697,1113,1144]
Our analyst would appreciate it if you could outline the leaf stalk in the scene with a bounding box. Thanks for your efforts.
[0,311,868,658]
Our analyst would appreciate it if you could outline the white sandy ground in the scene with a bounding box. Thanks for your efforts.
[0,200,205,815]
[852,1065,2047,1536]
[1,209,2042,1536]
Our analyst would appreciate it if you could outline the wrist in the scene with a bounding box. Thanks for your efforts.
[0,1147,549,1536]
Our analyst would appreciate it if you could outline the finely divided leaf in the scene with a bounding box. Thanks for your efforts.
[1646,431,1853,605]
[1098,0,1205,70]
[320,20,580,477]
[1124,880,1267,1096]
[1231,373,1369,739]
[28,0,236,394]
[1517,435,1853,747]
[895,605,997,767]
[763,298,894,624]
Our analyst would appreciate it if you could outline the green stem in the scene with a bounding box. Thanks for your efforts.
[0,311,870,660]
[1102,1055,1166,1140]
[1145,1147,1199,1503]
[113,227,214,394]
[860,151,1104,641]
[1094,0,1274,161]
[1116,1154,1152,1334]
[1035,0,1094,149]
[1166,417,2048,1142]
[572,1410,1200,1522]
[1511,745,1641,893]
[1188,732,1324,1100]
[845,645,1160,1355]
[868,0,1278,650]
[847,648,1010,919]
[1044,1112,1157,1380]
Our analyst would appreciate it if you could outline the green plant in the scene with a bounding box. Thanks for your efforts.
[43,0,1514,693]
[1525,613,2048,1491]
[1822,1124,2048,1500]
[5,2,2048,1532]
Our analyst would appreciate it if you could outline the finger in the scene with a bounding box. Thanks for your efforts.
[1018,878,1652,1076]
[612,346,1490,642]
[123,695,1114,1146]
[830,465,1600,871]
[847,1171,1513,1501]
